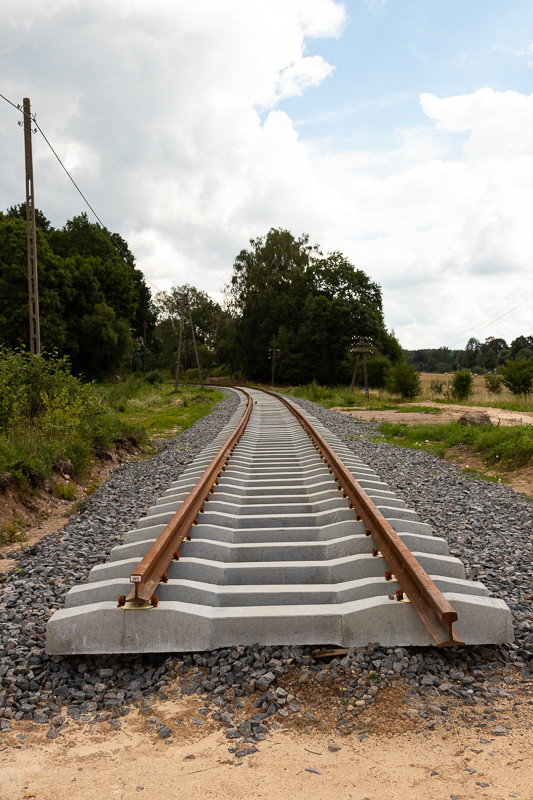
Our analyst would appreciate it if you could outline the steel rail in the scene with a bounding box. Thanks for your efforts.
[259,388,464,647]
[119,389,254,608]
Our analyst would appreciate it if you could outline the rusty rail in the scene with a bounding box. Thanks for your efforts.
[259,388,464,647]
[119,389,253,608]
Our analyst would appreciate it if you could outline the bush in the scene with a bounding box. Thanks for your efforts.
[452,369,473,401]
[145,369,165,385]
[499,359,533,397]
[429,379,444,396]
[0,349,143,488]
[387,363,421,399]
[484,374,504,396]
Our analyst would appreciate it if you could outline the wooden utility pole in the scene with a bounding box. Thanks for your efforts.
[173,301,184,390]
[350,337,373,397]
[186,295,203,389]
[142,320,147,376]
[23,97,40,355]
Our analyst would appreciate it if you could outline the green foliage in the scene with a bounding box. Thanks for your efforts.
[0,208,155,378]
[451,369,473,401]
[145,369,165,385]
[484,373,504,396]
[154,284,230,376]
[227,228,393,384]
[379,420,533,469]
[430,379,444,395]
[104,380,222,438]
[0,349,143,489]
[284,382,403,410]
[387,362,421,399]
[499,359,533,397]
[55,482,77,500]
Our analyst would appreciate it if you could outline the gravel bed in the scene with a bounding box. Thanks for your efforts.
[0,393,531,748]
[290,397,533,664]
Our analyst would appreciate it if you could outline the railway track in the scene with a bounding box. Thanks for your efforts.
[46,388,513,654]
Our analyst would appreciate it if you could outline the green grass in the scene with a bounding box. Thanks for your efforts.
[103,381,223,439]
[378,420,533,469]
[280,382,411,410]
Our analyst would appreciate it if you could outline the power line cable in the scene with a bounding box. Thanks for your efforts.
[1,90,165,296]
[447,286,533,349]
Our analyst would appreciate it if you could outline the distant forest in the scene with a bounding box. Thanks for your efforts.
[404,336,533,374]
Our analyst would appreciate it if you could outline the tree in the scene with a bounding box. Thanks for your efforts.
[387,363,421,399]
[229,228,314,380]
[77,303,134,379]
[228,228,392,383]
[154,285,227,376]
[499,359,533,397]
[509,335,533,360]
[452,369,473,401]
[0,208,153,377]
[484,374,504,395]
[462,338,481,369]
[480,337,507,372]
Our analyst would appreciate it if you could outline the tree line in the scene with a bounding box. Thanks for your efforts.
[405,335,533,375]
[1,212,406,385]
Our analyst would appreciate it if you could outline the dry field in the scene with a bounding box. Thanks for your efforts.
[418,372,529,407]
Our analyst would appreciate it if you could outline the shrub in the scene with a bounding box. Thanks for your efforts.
[484,374,504,395]
[429,379,444,396]
[499,359,533,397]
[387,363,421,399]
[451,369,473,401]
[146,369,164,385]
[0,349,144,488]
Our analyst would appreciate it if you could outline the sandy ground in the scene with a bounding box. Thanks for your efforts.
[1,677,532,800]
[331,401,533,428]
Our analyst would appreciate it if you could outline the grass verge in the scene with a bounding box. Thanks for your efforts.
[0,349,224,493]
[377,420,533,470]
[280,382,410,410]
[102,381,223,440]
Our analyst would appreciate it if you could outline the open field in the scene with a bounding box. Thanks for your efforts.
[418,372,533,409]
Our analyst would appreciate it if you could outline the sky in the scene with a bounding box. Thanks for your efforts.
[2,0,533,350]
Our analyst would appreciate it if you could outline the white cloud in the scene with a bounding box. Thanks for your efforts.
[2,3,533,350]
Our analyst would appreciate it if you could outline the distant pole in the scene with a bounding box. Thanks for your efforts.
[269,344,280,387]
[174,302,184,390]
[349,352,360,395]
[142,320,147,376]
[23,97,40,355]
[186,295,203,389]
[350,337,373,397]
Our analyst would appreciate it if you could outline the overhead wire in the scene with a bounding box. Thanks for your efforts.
[0,89,165,296]
[446,282,533,348]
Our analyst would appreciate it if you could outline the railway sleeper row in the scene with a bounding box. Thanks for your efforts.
[46,388,513,654]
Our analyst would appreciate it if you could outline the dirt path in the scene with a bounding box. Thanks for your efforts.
[1,680,532,800]
[331,401,533,428]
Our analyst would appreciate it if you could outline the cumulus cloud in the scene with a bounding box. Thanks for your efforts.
[2,2,533,348]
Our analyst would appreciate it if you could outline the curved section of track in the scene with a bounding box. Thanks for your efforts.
[46,388,513,654]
